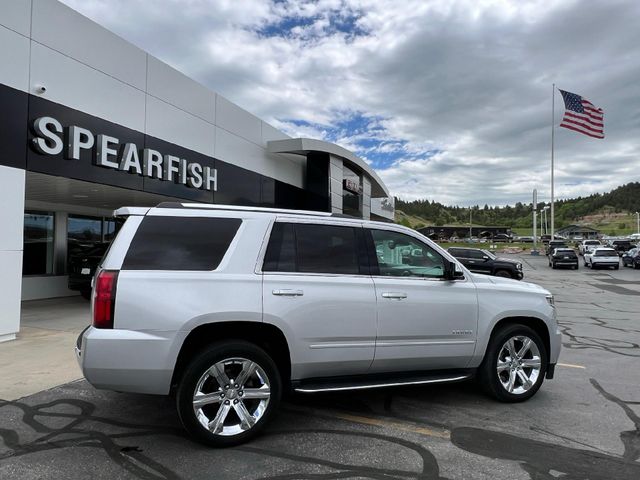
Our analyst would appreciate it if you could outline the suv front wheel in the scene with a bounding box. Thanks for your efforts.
[478,324,547,402]
[176,341,281,447]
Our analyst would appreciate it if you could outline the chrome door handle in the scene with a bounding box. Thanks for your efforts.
[272,289,304,296]
[382,292,407,299]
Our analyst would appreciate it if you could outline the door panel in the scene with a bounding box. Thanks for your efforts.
[368,229,478,372]
[263,274,377,379]
[371,277,478,372]
[261,220,376,380]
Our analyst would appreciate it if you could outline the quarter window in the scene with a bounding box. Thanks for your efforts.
[122,216,241,270]
[370,229,445,278]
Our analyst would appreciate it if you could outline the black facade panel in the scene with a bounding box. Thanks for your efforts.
[214,161,261,206]
[274,180,303,210]
[260,177,276,207]
[0,84,28,170]
[305,151,330,211]
[3,86,326,211]
[142,135,214,203]
[27,95,144,190]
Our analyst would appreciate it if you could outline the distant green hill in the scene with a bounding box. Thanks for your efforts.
[395,182,640,236]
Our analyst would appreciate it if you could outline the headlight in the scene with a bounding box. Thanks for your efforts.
[516,263,523,270]
[546,295,555,308]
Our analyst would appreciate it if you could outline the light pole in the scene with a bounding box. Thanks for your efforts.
[542,205,550,236]
[469,208,473,240]
[532,189,538,253]
[636,211,639,235]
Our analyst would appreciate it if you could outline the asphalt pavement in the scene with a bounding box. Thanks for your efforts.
[1,254,639,479]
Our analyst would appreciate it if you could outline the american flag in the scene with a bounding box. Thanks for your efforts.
[559,89,604,139]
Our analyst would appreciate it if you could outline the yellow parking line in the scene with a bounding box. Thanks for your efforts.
[332,412,451,439]
[558,362,586,369]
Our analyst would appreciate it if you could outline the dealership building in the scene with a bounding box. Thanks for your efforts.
[0,0,394,342]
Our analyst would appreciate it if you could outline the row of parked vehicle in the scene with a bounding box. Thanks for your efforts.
[546,238,640,270]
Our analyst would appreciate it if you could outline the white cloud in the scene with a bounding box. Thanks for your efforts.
[61,0,640,206]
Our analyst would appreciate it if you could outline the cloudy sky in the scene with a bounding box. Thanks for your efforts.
[62,0,640,207]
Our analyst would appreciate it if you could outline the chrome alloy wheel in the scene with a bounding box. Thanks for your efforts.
[193,357,271,436]
[496,335,542,395]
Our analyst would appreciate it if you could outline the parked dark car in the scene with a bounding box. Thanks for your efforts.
[609,240,635,256]
[492,233,512,243]
[622,248,640,268]
[68,243,110,299]
[545,240,568,256]
[447,247,523,280]
[549,248,579,269]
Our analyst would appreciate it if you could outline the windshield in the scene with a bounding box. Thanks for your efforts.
[481,249,496,260]
[586,240,600,245]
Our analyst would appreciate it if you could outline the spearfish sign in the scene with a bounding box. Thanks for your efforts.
[31,116,217,191]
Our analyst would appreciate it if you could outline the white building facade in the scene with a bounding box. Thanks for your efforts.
[0,0,393,342]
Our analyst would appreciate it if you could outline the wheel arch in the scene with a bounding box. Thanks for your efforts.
[170,321,292,392]
[488,316,551,361]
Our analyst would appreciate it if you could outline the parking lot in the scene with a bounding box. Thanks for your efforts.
[1,253,639,480]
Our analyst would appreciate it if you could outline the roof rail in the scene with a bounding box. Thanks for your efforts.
[154,202,334,217]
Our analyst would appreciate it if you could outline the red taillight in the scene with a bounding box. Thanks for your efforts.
[93,270,118,329]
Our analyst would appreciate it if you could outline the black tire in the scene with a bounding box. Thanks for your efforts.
[80,289,92,300]
[478,324,547,403]
[176,341,281,447]
[495,270,513,279]
[614,265,619,270]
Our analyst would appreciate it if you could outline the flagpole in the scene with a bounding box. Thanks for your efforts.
[550,83,555,239]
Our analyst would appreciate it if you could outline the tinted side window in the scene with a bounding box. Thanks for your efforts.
[370,229,445,278]
[263,222,364,275]
[122,216,241,270]
[296,224,360,274]
[263,222,296,272]
[448,248,463,258]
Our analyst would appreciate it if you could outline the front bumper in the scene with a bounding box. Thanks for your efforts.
[548,326,562,375]
[75,326,187,395]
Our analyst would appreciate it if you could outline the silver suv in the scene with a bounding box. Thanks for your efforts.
[76,203,561,446]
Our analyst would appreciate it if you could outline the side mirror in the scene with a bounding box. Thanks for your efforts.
[445,261,465,280]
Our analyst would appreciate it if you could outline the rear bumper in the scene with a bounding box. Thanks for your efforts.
[68,274,92,291]
[76,326,187,395]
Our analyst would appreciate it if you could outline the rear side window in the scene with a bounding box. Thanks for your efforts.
[263,223,296,272]
[296,224,360,274]
[122,216,241,270]
[263,222,364,275]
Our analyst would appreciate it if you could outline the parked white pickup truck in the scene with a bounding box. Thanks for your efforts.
[584,247,619,269]
[578,239,601,256]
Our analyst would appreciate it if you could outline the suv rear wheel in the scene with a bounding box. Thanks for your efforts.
[176,341,281,447]
[478,324,547,402]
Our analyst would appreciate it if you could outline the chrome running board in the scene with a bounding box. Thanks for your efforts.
[293,372,472,393]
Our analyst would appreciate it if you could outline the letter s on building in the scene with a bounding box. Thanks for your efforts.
[33,117,63,155]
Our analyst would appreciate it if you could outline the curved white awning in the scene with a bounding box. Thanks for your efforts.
[267,138,389,198]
